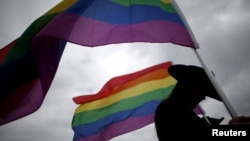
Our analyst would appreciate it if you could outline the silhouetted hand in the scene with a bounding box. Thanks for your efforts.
[229,116,250,125]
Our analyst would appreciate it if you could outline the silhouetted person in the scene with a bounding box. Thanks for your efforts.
[154,65,223,140]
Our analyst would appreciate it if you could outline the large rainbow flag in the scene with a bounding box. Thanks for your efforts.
[0,0,196,125]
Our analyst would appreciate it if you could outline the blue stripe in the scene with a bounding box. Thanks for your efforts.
[65,0,185,26]
[72,100,161,140]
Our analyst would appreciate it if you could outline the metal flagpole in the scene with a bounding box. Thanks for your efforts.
[172,0,237,118]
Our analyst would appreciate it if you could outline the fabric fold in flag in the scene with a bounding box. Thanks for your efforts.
[72,62,177,141]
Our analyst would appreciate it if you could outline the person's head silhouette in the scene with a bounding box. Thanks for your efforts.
[154,65,222,140]
[168,64,221,102]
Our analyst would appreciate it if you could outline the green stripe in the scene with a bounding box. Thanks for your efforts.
[111,0,177,13]
[3,13,58,64]
[72,85,175,127]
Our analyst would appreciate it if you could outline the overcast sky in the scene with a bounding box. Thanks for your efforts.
[1,0,250,141]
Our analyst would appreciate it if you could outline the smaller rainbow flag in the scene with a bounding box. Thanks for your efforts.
[72,62,177,141]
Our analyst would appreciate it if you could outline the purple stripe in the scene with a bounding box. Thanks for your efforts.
[74,114,155,141]
[37,13,195,47]
[31,38,66,94]
[0,79,43,125]
[193,105,205,115]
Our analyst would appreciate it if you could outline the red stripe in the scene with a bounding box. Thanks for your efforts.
[0,39,17,64]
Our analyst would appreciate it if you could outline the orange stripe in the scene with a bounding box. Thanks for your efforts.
[115,69,170,92]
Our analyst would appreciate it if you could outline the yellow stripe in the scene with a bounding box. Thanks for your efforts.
[75,77,177,113]
[161,0,171,4]
[43,0,77,16]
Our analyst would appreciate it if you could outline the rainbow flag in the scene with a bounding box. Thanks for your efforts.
[0,0,77,125]
[0,0,196,125]
[36,0,196,47]
[72,62,204,141]
[72,62,177,141]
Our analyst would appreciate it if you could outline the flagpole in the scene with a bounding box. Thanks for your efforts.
[172,0,237,118]
[194,48,237,118]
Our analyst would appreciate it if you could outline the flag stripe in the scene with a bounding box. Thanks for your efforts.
[43,0,77,16]
[0,78,43,123]
[75,77,176,114]
[112,0,174,13]
[73,101,161,140]
[73,85,175,126]
[74,114,155,141]
[0,40,16,64]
